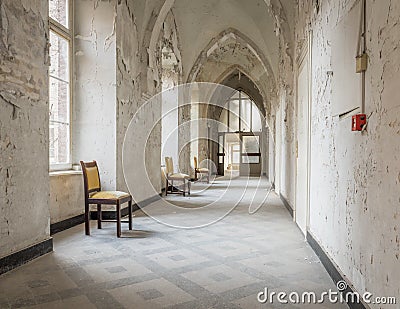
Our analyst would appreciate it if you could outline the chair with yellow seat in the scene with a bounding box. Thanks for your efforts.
[80,160,133,237]
[165,157,190,196]
[194,156,210,183]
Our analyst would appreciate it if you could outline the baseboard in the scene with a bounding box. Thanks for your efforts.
[0,238,53,275]
[307,232,368,309]
[279,193,294,218]
[90,193,162,220]
[50,214,85,235]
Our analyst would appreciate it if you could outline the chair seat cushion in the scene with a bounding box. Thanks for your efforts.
[168,173,190,180]
[90,191,130,200]
[197,168,209,173]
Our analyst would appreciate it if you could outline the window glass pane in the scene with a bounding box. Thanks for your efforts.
[241,92,249,99]
[50,31,69,81]
[252,102,262,132]
[49,77,69,123]
[232,151,240,164]
[49,122,70,164]
[242,156,260,164]
[240,99,251,132]
[229,100,239,132]
[49,30,70,166]
[218,108,228,132]
[218,135,224,152]
[242,135,260,153]
[49,0,68,28]
[231,91,240,99]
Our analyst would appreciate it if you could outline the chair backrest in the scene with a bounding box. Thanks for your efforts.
[165,157,174,175]
[80,161,101,196]
[194,156,198,169]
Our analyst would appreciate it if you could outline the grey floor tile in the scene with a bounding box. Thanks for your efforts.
[0,178,347,309]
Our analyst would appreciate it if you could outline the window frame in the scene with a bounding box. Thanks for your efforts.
[49,0,73,171]
[223,90,261,133]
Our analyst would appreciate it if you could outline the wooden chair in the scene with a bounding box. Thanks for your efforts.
[165,157,190,196]
[80,160,133,237]
[194,156,210,183]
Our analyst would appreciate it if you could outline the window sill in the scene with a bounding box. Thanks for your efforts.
[49,170,82,177]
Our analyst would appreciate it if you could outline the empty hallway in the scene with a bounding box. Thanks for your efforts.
[1,0,399,308]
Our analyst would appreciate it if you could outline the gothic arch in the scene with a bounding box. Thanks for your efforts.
[186,28,277,110]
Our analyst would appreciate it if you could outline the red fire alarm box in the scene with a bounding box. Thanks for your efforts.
[352,114,366,131]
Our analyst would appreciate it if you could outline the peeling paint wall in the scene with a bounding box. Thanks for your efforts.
[73,0,117,190]
[293,0,400,302]
[116,0,141,192]
[116,0,162,199]
[0,0,50,257]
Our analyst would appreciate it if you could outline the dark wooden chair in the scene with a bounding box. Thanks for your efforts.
[80,160,132,237]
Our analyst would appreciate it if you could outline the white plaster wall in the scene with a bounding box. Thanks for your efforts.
[49,173,84,224]
[0,0,51,257]
[161,86,179,166]
[275,103,282,194]
[280,92,296,207]
[294,0,400,302]
[73,0,117,190]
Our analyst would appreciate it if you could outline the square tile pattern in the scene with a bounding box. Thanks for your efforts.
[0,178,347,308]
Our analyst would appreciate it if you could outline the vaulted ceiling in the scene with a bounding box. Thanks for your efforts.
[171,0,295,81]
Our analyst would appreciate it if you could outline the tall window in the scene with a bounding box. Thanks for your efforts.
[218,90,262,133]
[49,0,72,170]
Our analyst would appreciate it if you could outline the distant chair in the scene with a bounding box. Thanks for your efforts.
[80,160,133,237]
[194,156,209,183]
[164,157,190,196]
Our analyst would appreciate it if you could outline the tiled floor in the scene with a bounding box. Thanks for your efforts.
[0,177,348,308]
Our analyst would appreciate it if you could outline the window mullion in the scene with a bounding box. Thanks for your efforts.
[50,74,69,84]
[49,18,71,39]
[239,91,241,132]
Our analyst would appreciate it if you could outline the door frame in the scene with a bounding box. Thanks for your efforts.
[240,132,262,177]
[217,132,225,175]
[216,131,262,176]
[295,31,313,236]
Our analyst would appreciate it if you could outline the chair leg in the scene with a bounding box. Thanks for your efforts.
[116,201,121,238]
[195,170,198,181]
[128,199,133,230]
[97,204,102,229]
[84,201,90,235]
[165,178,168,195]
[188,180,191,195]
[183,180,185,196]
